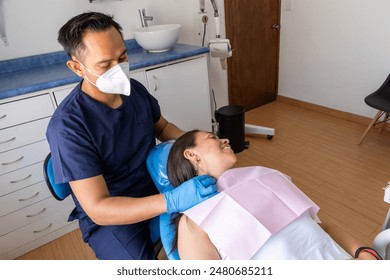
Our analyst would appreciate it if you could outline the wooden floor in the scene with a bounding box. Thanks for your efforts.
[17,100,390,259]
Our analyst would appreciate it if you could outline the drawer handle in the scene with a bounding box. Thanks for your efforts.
[1,156,24,166]
[33,222,53,234]
[10,174,32,184]
[0,136,16,144]
[0,114,6,120]
[26,207,47,218]
[18,191,40,202]
[153,75,160,91]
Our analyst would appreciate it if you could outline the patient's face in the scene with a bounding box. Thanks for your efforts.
[192,131,237,179]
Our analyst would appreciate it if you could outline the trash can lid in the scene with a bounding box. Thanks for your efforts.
[216,105,245,116]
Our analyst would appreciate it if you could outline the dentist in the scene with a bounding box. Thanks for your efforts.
[46,12,217,260]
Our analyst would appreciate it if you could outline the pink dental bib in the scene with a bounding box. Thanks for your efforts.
[183,166,320,259]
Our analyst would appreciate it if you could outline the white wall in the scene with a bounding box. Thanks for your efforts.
[5,1,389,118]
[279,0,390,118]
[0,0,229,107]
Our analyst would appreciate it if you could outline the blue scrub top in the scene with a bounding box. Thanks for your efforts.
[46,79,161,241]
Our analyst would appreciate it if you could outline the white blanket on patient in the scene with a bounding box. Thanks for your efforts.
[184,166,350,260]
[216,211,352,260]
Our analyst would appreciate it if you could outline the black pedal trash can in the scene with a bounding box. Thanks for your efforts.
[215,105,246,153]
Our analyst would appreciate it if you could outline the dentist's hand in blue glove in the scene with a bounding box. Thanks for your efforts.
[164,175,218,214]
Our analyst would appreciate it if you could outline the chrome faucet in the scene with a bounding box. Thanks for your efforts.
[138,9,153,28]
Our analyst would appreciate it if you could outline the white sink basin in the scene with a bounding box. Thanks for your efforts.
[134,24,181,53]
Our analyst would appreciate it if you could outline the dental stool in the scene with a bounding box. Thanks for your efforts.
[146,141,180,260]
[43,153,72,200]
[43,153,162,258]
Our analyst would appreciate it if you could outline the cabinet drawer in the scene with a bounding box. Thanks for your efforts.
[0,140,49,175]
[0,118,49,153]
[0,196,74,236]
[0,94,54,130]
[0,181,51,217]
[0,204,74,256]
[0,162,45,197]
[53,86,75,106]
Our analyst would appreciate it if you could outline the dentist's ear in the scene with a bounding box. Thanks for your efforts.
[67,58,84,77]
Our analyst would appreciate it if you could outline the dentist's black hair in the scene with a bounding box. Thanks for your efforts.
[58,11,124,58]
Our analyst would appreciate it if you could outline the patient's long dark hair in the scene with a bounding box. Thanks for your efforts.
[167,130,200,253]
[167,130,199,186]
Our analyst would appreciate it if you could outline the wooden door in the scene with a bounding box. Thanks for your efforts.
[225,0,281,110]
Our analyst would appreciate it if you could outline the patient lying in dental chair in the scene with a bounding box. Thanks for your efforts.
[160,130,381,260]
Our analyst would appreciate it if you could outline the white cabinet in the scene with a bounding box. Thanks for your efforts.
[146,56,212,131]
[0,94,53,130]
[0,118,49,154]
[0,201,74,257]
[0,91,77,260]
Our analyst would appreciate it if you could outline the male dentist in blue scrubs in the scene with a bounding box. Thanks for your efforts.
[46,12,217,260]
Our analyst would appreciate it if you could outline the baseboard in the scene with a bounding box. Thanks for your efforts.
[277,95,390,132]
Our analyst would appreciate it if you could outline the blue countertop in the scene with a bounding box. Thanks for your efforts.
[0,39,209,100]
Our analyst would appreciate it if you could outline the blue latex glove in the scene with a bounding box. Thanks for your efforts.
[164,175,218,214]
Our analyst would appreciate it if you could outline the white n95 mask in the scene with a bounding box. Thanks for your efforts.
[80,61,131,96]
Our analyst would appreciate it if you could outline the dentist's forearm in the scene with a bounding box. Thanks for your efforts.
[159,122,184,141]
[89,194,167,226]
[155,116,184,142]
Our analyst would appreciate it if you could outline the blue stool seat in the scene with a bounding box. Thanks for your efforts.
[43,153,72,201]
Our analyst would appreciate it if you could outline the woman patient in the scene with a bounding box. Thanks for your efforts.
[166,130,380,260]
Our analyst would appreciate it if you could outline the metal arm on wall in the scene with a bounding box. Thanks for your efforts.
[199,0,223,39]
[0,0,9,46]
[200,0,232,70]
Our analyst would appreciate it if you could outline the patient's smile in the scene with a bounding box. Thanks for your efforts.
[222,145,232,151]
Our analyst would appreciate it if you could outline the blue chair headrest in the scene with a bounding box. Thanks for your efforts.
[146,141,180,260]
[146,140,175,193]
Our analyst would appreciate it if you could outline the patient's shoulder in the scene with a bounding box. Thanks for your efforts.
[177,215,220,260]
[178,215,208,240]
